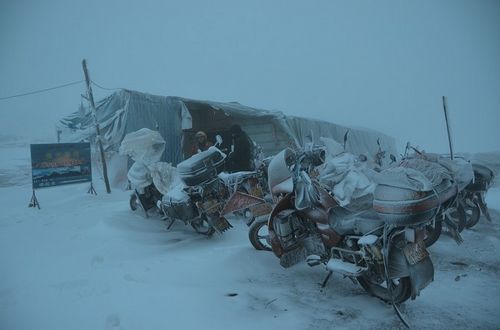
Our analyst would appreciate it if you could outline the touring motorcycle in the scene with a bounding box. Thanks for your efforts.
[259,145,438,304]
[126,131,269,236]
[462,162,495,228]
[397,148,475,246]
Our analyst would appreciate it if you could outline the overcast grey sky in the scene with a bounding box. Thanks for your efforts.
[1,0,499,153]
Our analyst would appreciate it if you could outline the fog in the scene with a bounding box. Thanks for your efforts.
[1,0,499,153]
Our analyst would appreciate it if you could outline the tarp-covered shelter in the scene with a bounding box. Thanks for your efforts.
[58,89,396,185]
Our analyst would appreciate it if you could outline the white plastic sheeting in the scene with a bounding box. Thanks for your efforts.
[119,128,166,164]
[411,153,474,190]
[119,128,180,195]
[58,89,397,167]
[373,154,474,193]
[318,138,375,206]
[372,166,436,192]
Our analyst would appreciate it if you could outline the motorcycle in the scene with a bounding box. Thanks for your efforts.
[462,162,495,228]
[125,131,270,236]
[262,145,435,304]
[397,146,476,246]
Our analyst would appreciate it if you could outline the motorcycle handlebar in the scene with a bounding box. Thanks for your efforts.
[304,148,326,167]
[291,146,326,176]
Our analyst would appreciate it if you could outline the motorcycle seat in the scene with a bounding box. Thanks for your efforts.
[218,171,257,186]
[329,206,384,235]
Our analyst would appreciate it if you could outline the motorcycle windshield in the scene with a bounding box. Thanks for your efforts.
[268,148,295,194]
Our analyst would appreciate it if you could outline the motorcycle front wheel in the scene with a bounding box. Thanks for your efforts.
[248,219,272,251]
[191,216,216,236]
[445,203,466,233]
[358,275,412,304]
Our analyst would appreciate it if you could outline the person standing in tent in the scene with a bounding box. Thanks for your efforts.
[191,131,213,155]
[226,124,254,172]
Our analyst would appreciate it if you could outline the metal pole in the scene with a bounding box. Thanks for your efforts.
[82,59,111,193]
[442,96,454,160]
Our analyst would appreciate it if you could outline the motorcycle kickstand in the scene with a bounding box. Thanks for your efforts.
[321,271,333,288]
[166,219,176,230]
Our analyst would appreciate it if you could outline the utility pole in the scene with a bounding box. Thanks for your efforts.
[82,59,111,193]
[442,96,454,160]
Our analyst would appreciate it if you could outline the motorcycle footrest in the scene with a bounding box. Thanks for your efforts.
[326,259,366,277]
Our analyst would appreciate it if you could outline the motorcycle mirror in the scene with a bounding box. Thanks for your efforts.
[215,135,223,146]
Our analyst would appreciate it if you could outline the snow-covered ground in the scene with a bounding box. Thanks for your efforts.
[1,140,500,330]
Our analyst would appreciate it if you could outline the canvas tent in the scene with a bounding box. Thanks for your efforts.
[58,89,396,185]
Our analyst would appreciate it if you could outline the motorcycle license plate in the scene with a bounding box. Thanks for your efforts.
[403,240,429,265]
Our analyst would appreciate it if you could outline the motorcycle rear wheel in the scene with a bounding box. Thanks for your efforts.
[424,220,442,247]
[358,275,412,304]
[248,219,272,251]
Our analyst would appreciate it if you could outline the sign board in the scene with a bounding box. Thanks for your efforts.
[30,143,92,189]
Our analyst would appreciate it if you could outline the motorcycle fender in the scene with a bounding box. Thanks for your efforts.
[388,246,434,299]
[268,194,294,257]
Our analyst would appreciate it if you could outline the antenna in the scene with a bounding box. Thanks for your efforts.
[442,96,454,160]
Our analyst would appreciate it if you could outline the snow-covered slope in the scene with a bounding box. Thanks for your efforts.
[1,142,499,329]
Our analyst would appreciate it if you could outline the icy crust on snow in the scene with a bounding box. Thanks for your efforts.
[408,153,474,190]
[372,166,435,192]
[163,183,189,203]
[372,153,473,193]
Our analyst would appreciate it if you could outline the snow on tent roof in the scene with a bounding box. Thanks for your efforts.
[57,89,396,166]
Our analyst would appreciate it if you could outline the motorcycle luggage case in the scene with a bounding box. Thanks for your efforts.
[373,179,457,226]
[177,148,225,186]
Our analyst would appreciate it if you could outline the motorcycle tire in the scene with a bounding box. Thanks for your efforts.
[248,219,272,251]
[358,275,412,304]
[464,204,481,229]
[130,194,139,211]
[424,220,443,247]
[191,217,216,236]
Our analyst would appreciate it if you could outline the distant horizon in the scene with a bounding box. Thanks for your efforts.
[1,0,499,154]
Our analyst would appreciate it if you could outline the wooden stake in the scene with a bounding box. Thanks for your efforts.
[82,59,111,193]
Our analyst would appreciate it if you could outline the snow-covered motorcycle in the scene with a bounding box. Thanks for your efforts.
[462,162,495,228]
[261,143,437,305]
[122,129,269,236]
[158,146,233,235]
[395,146,477,247]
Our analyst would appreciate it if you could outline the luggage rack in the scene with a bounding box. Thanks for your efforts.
[329,245,369,270]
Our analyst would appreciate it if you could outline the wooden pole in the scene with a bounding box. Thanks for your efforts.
[442,96,454,160]
[82,59,111,193]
